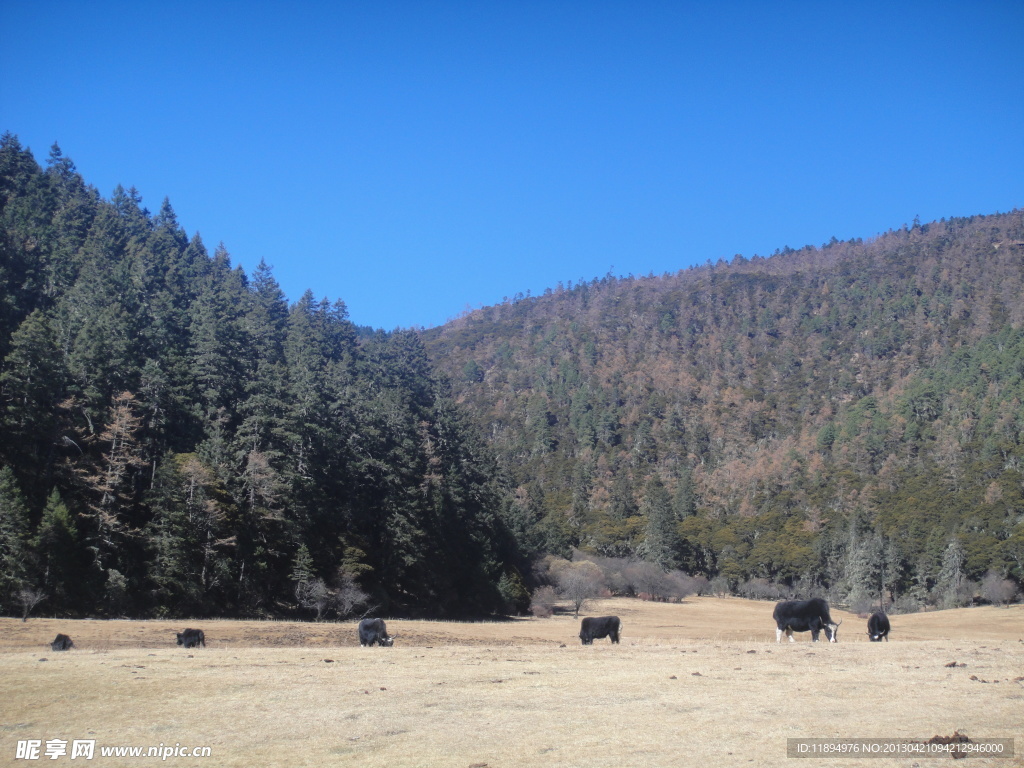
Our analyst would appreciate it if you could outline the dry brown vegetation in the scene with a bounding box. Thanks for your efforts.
[2,597,1022,767]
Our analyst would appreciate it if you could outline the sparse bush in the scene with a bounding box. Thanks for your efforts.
[295,578,333,621]
[847,593,882,615]
[552,560,604,617]
[890,593,922,614]
[625,560,669,599]
[592,557,633,595]
[334,570,370,618]
[934,579,976,610]
[16,587,46,621]
[790,575,818,600]
[981,571,1018,606]
[737,578,784,601]
[707,575,731,597]
[577,551,704,602]
[664,571,705,601]
[689,574,710,596]
[529,586,558,618]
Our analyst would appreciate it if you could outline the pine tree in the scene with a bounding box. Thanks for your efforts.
[235,259,288,458]
[672,467,697,518]
[34,489,86,614]
[110,185,150,241]
[0,466,33,605]
[58,214,147,414]
[230,261,292,612]
[0,133,40,206]
[44,143,97,296]
[290,543,315,585]
[280,291,334,523]
[190,243,247,420]
[640,475,682,570]
[844,532,884,611]
[146,453,232,616]
[936,537,968,608]
[0,309,66,472]
[0,134,50,360]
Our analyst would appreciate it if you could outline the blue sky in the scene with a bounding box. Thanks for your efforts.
[3,2,1022,330]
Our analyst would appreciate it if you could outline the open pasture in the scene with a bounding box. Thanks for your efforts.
[2,598,1022,767]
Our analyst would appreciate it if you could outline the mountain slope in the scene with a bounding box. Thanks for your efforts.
[424,211,1024,605]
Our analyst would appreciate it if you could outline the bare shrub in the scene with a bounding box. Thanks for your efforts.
[529,586,558,618]
[790,575,819,600]
[737,578,784,601]
[934,579,977,610]
[660,571,702,601]
[676,573,708,597]
[549,560,604,617]
[295,579,333,621]
[586,554,633,595]
[707,575,731,597]
[981,571,1018,606]
[847,593,881,615]
[334,571,370,618]
[576,551,703,602]
[890,593,922,614]
[625,560,669,599]
[16,587,46,622]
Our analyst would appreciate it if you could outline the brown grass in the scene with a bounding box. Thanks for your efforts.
[2,597,1022,767]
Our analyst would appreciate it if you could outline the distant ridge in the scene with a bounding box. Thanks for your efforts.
[424,210,1024,608]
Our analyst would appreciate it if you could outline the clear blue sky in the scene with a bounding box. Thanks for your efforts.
[3,2,1022,330]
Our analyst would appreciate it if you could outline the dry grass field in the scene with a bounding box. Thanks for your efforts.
[2,597,1022,767]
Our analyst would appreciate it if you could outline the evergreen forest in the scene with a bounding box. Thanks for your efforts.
[1,133,1022,619]
[423,207,1024,611]
[0,135,517,619]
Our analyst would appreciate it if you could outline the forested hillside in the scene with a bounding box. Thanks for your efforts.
[2,132,1022,620]
[0,134,519,619]
[423,210,1024,610]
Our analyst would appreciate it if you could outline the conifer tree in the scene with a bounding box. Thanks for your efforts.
[0,466,33,606]
[936,537,968,608]
[290,543,315,586]
[236,259,288,457]
[640,475,682,570]
[45,143,97,295]
[146,453,231,616]
[0,309,66,472]
[672,467,697,519]
[34,489,85,614]
[190,244,247,421]
[0,134,50,359]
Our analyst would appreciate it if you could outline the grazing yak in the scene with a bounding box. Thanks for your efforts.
[579,616,621,645]
[176,628,206,648]
[773,598,841,643]
[358,618,396,647]
[50,633,74,651]
[867,611,890,642]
